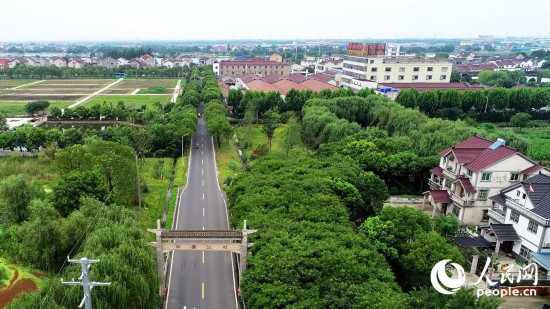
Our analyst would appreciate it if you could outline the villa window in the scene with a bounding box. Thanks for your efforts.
[510,210,520,223]
[528,220,538,234]
[481,172,492,181]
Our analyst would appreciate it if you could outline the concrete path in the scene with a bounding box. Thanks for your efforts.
[171,80,181,103]
[10,80,46,90]
[131,88,140,95]
[68,78,124,108]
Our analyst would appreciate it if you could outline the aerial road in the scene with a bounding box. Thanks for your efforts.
[164,110,239,309]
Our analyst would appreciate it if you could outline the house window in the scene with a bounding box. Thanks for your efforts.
[517,190,521,197]
[371,67,377,72]
[510,210,520,223]
[481,172,491,181]
[384,75,391,80]
[445,178,451,189]
[440,75,447,80]
[482,210,489,222]
[523,193,527,199]
[511,173,520,181]
[528,220,538,234]
[519,245,530,259]
[369,60,374,64]
[427,67,434,71]
[478,189,489,200]
[370,76,377,81]
[399,67,405,72]
[398,75,404,80]
[426,75,433,80]
[412,75,419,80]
[413,67,420,72]
[442,67,448,72]
[467,170,473,177]
[385,67,391,72]
[452,205,461,217]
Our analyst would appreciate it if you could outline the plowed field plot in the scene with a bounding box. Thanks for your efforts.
[8,89,92,94]
[0,80,30,89]
[41,79,113,85]
[25,84,104,89]
[101,89,133,94]
[115,79,177,88]
[0,94,83,100]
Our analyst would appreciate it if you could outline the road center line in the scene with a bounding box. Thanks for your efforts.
[203,192,205,200]
[202,282,205,299]
[201,150,203,156]
[202,226,205,230]
[202,180,204,187]
[202,251,205,263]
[203,207,205,216]
[202,169,204,175]
[202,159,203,165]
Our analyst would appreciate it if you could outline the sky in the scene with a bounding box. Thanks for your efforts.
[0,0,548,42]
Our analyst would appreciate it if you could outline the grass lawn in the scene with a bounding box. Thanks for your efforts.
[0,101,72,117]
[140,156,187,231]
[234,124,305,158]
[492,125,550,163]
[85,95,172,108]
[0,155,59,191]
[214,135,242,190]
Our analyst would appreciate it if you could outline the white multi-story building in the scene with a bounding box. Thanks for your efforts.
[426,135,550,226]
[487,174,550,269]
[342,55,452,90]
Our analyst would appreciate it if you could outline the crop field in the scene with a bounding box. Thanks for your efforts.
[0,78,179,116]
[115,79,177,88]
[85,95,173,108]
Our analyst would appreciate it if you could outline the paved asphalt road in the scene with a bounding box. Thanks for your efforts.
[165,111,239,309]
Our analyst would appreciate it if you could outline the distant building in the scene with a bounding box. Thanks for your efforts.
[342,42,452,90]
[100,57,117,69]
[269,53,283,62]
[0,58,8,69]
[68,58,86,69]
[49,57,67,67]
[140,55,156,67]
[216,59,291,78]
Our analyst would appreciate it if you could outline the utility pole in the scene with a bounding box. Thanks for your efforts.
[61,257,111,309]
[135,151,142,208]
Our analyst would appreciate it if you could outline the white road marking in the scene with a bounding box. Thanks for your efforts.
[202,159,203,165]
[202,282,205,299]
[202,251,205,263]
[202,169,204,175]
[202,180,204,187]
[203,207,205,216]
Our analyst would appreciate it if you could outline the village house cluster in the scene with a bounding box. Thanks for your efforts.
[0,54,218,70]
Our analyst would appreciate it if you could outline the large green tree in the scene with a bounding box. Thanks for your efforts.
[0,174,44,224]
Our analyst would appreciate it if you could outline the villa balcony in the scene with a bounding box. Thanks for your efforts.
[451,193,475,207]
[488,208,506,224]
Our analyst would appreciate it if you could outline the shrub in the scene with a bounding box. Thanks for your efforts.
[254,143,269,156]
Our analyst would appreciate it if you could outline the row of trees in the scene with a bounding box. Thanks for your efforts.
[227,153,500,308]
[2,199,159,308]
[396,87,550,119]
[228,87,373,119]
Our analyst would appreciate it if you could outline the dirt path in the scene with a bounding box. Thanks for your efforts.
[0,267,38,307]
[9,80,46,90]
[69,78,124,108]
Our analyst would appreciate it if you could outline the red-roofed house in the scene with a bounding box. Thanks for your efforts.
[299,79,338,92]
[140,54,156,67]
[243,80,281,93]
[272,79,307,95]
[68,58,85,69]
[425,135,550,225]
[0,58,9,69]
[49,57,67,68]
[128,58,147,68]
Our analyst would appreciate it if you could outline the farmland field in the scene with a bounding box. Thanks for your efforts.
[40,79,113,85]
[85,95,173,108]
[0,101,72,117]
[115,79,177,88]
[0,80,33,90]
